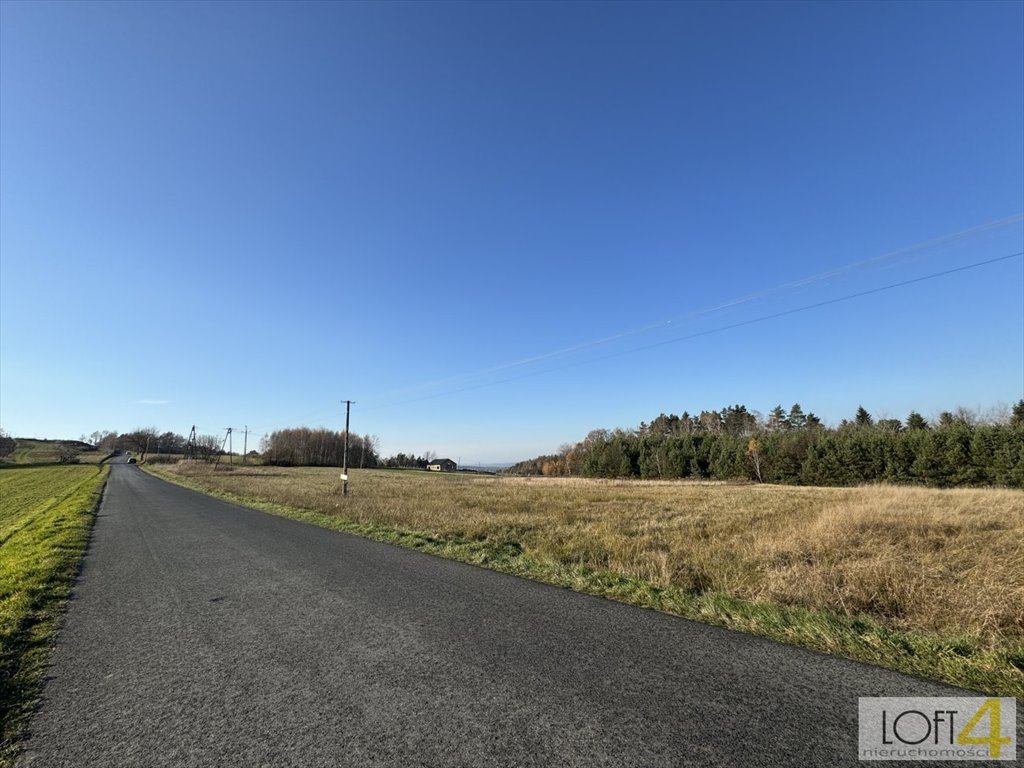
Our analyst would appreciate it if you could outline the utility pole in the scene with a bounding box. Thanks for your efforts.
[243,426,248,464]
[341,400,353,496]
[215,427,233,467]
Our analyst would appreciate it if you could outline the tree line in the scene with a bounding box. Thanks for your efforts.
[507,401,1024,488]
[75,428,232,460]
[260,428,380,468]
[69,427,382,466]
[380,451,438,469]
[7,424,447,470]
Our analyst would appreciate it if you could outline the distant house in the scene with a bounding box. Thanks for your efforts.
[427,458,457,472]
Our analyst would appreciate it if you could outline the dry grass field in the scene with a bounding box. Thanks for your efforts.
[152,463,1024,694]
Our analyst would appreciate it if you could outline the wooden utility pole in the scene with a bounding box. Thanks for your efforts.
[243,426,248,464]
[341,400,352,496]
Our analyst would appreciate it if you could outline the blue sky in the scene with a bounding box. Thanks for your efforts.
[2,0,1022,463]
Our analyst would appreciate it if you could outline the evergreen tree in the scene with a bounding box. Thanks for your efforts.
[0,429,15,459]
[1011,400,1024,431]
[787,403,807,430]
[855,406,874,428]
[906,411,929,430]
[722,404,758,436]
[767,405,789,431]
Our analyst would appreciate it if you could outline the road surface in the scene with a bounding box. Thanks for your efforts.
[19,463,978,767]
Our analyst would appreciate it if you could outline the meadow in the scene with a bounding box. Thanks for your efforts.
[150,463,1023,695]
[0,464,108,766]
[0,438,104,466]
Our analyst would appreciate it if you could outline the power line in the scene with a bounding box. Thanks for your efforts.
[197,218,1024,435]
[370,214,1023,402]
[365,251,1023,410]
[243,405,345,436]
[618,251,1023,357]
[185,242,1024,438]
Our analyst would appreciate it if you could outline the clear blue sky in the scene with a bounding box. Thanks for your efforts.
[2,0,1022,463]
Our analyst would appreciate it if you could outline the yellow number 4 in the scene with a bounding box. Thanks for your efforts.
[957,698,1012,759]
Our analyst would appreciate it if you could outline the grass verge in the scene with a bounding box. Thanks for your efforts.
[0,465,108,768]
[145,464,1023,697]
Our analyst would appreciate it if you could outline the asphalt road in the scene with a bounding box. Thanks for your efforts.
[18,463,979,767]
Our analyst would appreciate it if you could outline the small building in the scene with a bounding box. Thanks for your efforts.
[427,458,457,472]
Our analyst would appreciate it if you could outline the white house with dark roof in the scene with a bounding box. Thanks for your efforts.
[426,458,457,472]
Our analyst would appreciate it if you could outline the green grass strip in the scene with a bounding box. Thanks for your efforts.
[146,466,1023,697]
[0,465,109,768]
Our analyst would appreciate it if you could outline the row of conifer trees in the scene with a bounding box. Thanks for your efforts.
[509,402,1024,487]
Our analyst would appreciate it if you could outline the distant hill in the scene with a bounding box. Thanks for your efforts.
[462,463,514,472]
[2,438,99,465]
